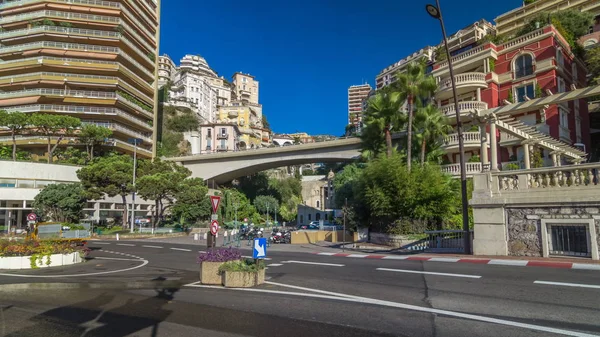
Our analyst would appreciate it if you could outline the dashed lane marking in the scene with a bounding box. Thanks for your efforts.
[142,245,163,249]
[534,280,600,290]
[170,248,192,252]
[116,243,135,247]
[282,260,344,267]
[92,242,111,245]
[267,263,283,267]
[376,268,481,279]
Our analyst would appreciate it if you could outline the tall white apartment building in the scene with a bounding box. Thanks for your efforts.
[158,54,176,88]
[170,70,218,124]
[348,84,372,132]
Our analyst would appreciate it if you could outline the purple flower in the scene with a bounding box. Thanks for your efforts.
[197,247,242,263]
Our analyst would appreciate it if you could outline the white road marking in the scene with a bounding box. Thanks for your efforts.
[282,260,344,267]
[267,263,283,267]
[198,251,206,253]
[376,268,481,279]
[142,245,163,249]
[184,281,595,337]
[571,263,600,271]
[92,242,111,245]
[381,255,410,260]
[116,243,135,247]
[534,280,600,290]
[170,248,191,252]
[0,257,148,278]
[316,252,336,256]
[93,257,143,262]
[428,257,460,263]
[347,254,367,258]
[242,255,272,261]
[488,260,528,266]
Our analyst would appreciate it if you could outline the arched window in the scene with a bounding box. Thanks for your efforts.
[316,213,321,221]
[316,200,320,208]
[514,54,534,78]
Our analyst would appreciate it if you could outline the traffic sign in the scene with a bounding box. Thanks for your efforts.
[210,220,219,236]
[26,213,37,222]
[253,238,267,259]
[211,214,218,221]
[210,196,221,213]
[243,218,248,222]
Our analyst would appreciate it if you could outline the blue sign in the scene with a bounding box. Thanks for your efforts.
[253,238,267,259]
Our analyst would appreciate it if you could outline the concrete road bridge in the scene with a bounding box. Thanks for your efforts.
[168,137,366,184]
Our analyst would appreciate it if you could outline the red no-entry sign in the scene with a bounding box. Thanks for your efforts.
[210,220,219,236]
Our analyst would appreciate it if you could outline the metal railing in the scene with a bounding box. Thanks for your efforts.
[0,10,119,24]
[424,230,473,253]
[0,40,118,54]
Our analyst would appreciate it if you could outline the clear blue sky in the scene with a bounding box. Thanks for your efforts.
[160,0,523,135]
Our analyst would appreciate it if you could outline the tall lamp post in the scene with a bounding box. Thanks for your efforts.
[128,138,142,234]
[426,1,471,254]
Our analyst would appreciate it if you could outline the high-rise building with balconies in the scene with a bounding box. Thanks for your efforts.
[348,83,372,132]
[232,72,259,105]
[375,19,589,176]
[158,54,176,88]
[0,0,160,159]
[495,0,600,38]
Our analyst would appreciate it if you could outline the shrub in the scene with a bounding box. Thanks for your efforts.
[197,247,241,263]
[218,258,265,273]
[0,240,81,257]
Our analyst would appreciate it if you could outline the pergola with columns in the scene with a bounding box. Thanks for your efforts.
[469,84,600,171]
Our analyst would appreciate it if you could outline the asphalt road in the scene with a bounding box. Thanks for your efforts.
[0,239,599,337]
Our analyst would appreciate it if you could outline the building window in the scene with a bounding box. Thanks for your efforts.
[515,83,535,102]
[316,213,321,221]
[576,117,582,143]
[316,200,320,208]
[560,108,569,128]
[207,129,212,138]
[514,54,534,78]
[220,128,226,136]
[300,215,303,224]
[572,63,578,81]
[556,48,564,67]
[557,77,566,93]
[308,214,311,221]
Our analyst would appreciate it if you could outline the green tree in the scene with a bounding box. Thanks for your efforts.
[0,110,29,161]
[392,61,437,169]
[171,178,211,225]
[359,113,387,160]
[166,113,199,132]
[78,124,112,161]
[586,46,600,85]
[33,183,86,223]
[262,114,270,130]
[236,173,276,201]
[517,10,593,47]
[414,105,451,166]
[219,188,256,224]
[55,146,88,165]
[363,90,405,157]
[269,176,302,204]
[253,195,279,221]
[279,195,301,223]
[77,154,134,228]
[0,145,29,160]
[137,159,191,227]
[332,163,364,209]
[29,113,81,163]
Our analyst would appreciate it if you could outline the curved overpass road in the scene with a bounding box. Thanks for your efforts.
[0,240,598,337]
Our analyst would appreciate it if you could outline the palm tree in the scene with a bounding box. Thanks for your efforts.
[414,105,451,167]
[393,60,437,170]
[363,90,405,158]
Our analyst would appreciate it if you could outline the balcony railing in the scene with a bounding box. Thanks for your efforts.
[439,72,486,91]
[493,163,600,192]
[216,145,228,152]
[499,132,520,144]
[2,104,151,130]
[500,28,545,50]
[0,135,152,154]
[216,133,228,140]
[441,162,483,177]
[442,132,482,148]
[0,10,119,25]
[440,101,488,117]
[437,45,485,68]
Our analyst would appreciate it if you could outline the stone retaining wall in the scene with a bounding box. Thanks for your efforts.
[507,207,600,257]
[369,232,420,248]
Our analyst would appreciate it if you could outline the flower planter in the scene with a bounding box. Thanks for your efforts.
[0,252,83,270]
[221,269,266,288]
[199,261,224,285]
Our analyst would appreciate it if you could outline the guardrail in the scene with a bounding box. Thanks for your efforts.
[409,230,473,253]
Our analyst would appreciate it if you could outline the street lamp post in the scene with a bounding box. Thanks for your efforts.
[128,138,142,234]
[426,1,471,254]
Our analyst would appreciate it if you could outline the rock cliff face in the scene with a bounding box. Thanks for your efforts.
[506,207,600,257]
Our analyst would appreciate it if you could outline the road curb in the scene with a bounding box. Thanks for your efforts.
[313,252,600,271]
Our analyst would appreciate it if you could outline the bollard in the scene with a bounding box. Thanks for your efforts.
[203,233,207,240]
[194,233,199,241]
[116,233,119,241]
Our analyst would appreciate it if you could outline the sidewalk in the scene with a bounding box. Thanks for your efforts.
[304,241,600,270]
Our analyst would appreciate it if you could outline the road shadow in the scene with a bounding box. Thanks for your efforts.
[5,282,179,337]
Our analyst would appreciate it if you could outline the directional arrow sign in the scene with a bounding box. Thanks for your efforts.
[253,238,267,259]
[210,195,221,214]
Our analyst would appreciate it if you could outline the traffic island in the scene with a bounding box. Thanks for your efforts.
[0,240,89,270]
